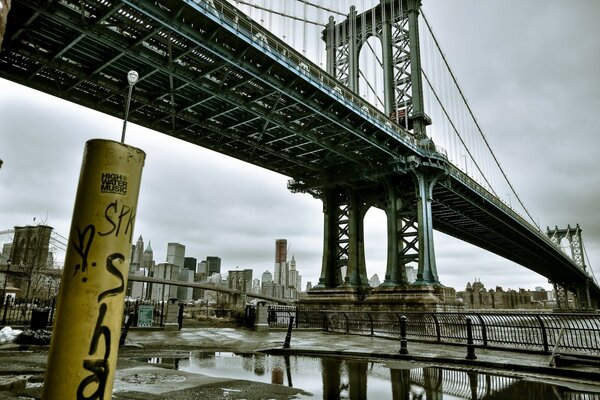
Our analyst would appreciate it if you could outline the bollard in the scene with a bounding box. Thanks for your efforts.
[178,302,184,330]
[399,315,409,355]
[119,312,135,347]
[283,316,295,348]
[466,317,477,360]
[42,139,145,399]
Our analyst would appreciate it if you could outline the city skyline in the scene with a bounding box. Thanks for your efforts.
[1,1,599,292]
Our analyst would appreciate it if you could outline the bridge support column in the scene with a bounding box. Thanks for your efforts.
[553,282,571,310]
[341,189,369,289]
[414,171,441,285]
[306,188,370,304]
[367,176,443,309]
[313,188,344,290]
[574,280,592,310]
[380,183,411,287]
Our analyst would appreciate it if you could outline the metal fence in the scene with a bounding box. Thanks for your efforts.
[266,307,600,356]
[0,297,56,328]
[123,300,167,328]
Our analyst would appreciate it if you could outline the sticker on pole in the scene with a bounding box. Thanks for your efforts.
[101,172,128,195]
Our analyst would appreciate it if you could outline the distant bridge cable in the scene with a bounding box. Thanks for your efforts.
[420,10,538,227]
[359,69,385,109]
[293,0,346,17]
[421,69,496,196]
[582,241,598,284]
[232,0,327,26]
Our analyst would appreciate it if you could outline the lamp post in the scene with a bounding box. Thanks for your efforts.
[120,70,139,144]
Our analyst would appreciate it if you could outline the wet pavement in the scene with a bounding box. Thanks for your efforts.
[0,326,599,399]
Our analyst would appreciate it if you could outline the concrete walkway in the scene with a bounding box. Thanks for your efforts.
[1,327,599,399]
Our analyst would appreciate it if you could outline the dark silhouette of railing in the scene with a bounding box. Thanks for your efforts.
[1,297,56,328]
[267,308,600,356]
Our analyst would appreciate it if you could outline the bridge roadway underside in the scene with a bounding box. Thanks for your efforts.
[1,0,598,303]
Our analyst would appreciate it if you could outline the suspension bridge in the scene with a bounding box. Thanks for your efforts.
[0,0,597,308]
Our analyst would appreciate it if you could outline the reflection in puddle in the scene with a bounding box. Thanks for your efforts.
[138,352,600,399]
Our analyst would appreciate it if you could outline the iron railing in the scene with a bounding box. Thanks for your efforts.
[0,297,56,328]
[266,307,600,356]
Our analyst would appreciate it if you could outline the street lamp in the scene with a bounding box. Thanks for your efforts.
[120,70,139,144]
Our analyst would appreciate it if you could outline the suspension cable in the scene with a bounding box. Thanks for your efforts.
[421,69,497,196]
[359,69,385,109]
[233,0,326,26]
[582,241,598,284]
[295,0,346,17]
[420,9,538,227]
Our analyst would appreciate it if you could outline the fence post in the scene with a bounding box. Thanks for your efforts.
[1,296,9,325]
[466,317,477,360]
[534,315,549,354]
[399,316,409,355]
[178,302,184,330]
[474,314,487,347]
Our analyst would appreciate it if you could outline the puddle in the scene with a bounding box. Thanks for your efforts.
[135,352,600,399]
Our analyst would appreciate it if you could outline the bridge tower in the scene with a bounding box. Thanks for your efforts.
[304,0,445,309]
[547,224,594,310]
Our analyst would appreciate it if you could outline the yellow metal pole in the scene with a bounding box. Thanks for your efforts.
[43,139,145,399]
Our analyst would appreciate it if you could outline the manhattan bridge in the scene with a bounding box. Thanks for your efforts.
[0,0,598,309]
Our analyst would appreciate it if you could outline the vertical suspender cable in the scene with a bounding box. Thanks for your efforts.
[303,0,308,56]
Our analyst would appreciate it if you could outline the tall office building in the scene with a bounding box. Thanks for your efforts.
[261,270,273,285]
[132,235,144,268]
[150,263,179,300]
[142,242,154,269]
[206,256,221,277]
[184,257,197,271]
[288,255,297,289]
[178,268,194,300]
[273,239,288,287]
[166,242,185,268]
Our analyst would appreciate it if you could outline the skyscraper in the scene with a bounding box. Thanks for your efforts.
[206,256,221,277]
[132,235,144,267]
[142,242,154,269]
[166,242,185,268]
[129,235,144,272]
[184,257,197,271]
[261,270,273,285]
[273,239,288,287]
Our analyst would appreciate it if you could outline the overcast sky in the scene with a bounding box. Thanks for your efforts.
[1,0,599,293]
